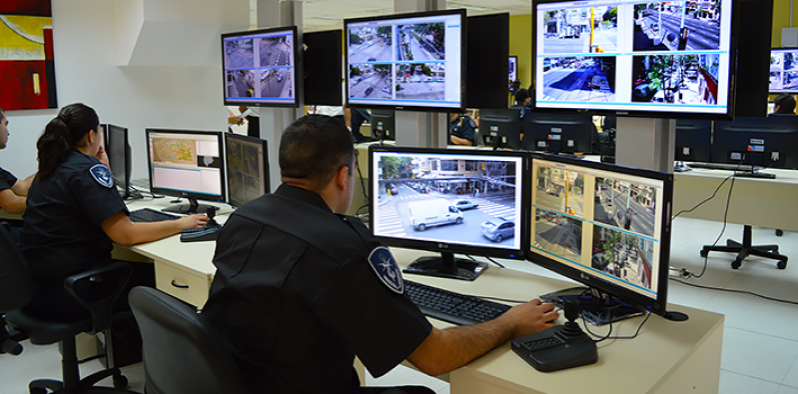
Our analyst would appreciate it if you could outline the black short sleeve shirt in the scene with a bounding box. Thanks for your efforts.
[0,166,18,192]
[20,151,128,284]
[203,185,432,394]
[450,115,477,144]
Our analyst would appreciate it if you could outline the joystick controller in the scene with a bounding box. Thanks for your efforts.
[180,206,222,242]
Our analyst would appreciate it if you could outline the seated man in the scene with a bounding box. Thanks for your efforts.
[0,108,34,215]
[203,115,558,394]
[771,94,796,115]
[449,112,477,146]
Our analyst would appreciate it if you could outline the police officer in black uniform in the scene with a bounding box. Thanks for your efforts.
[449,112,477,146]
[203,115,559,394]
[20,103,207,320]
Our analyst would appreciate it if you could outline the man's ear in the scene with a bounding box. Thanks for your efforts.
[335,165,349,190]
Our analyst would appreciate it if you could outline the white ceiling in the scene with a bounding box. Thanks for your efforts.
[250,0,533,31]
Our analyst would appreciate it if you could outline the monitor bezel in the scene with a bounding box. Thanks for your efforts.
[221,26,300,108]
[104,123,130,193]
[224,132,270,207]
[530,0,739,121]
[369,145,530,260]
[526,152,674,317]
[769,47,798,94]
[145,128,227,204]
[344,9,467,113]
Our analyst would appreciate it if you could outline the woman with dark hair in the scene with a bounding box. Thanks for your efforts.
[19,103,208,320]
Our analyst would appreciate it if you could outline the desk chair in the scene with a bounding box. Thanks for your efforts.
[0,224,134,393]
[128,287,248,394]
[701,224,788,270]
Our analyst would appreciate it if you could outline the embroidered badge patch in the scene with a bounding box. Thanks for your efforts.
[368,246,404,294]
[89,164,114,188]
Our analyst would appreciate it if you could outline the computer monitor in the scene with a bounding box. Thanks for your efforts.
[370,109,395,142]
[465,13,509,109]
[528,152,681,324]
[104,124,136,199]
[770,48,798,93]
[345,9,466,112]
[479,108,522,150]
[521,112,594,154]
[225,133,270,207]
[145,129,226,214]
[222,26,299,108]
[509,56,518,84]
[711,116,798,171]
[369,146,528,281]
[674,119,712,162]
[533,0,738,120]
[304,30,343,106]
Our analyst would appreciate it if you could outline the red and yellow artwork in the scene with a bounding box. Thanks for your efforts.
[0,0,57,111]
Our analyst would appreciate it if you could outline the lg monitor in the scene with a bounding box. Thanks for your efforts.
[674,119,712,162]
[711,116,798,173]
[370,108,396,142]
[521,112,594,154]
[528,153,681,324]
[479,108,522,150]
[369,146,528,281]
[222,26,299,108]
[465,13,509,109]
[533,0,738,120]
[104,124,136,199]
[345,9,466,112]
[225,133,270,207]
[304,30,343,106]
[145,129,226,214]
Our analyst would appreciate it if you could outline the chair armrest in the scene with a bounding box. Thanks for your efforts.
[64,261,132,335]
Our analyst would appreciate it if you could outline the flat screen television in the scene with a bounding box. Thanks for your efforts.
[711,116,798,170]
[521,112,594,154]
[532,0,738,120]
[731,0,772,118]
[371,108,396,142]
[225,133,270,207]
[304,29,343,106]
[479,108,522,150]
[465,13,509,109]
[770,48,798,93]
[145,129,226,214]
[527,153,682,324]
[104,124,136,199]
[369,146,528,281]
[674,119,712,162]
[509,55,518,83]
[222,26,299,108]
[345,9,466,112]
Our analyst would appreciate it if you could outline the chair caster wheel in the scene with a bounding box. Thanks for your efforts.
[776,229,784,237]
[731,259,742,269]
[778,260,787,270]
[30,388,47,394]
[114,374,129,388]
[700,250,708,258]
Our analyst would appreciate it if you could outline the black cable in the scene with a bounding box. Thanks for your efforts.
[465,254,506,269]
[670,277,798,305]
[581,311,651,342]
[671,173,734,220]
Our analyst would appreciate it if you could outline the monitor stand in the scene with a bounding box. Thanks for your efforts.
[673,161,691,172]
[539,287,688,325]
[403,252,487,281]
[161,198,216,215]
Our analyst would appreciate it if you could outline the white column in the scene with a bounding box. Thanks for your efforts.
[615,117,675,173]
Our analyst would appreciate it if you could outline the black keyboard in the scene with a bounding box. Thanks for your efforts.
[404,280,511,326]
[129,208,181,223]
[180,224,221,242]
[686,162,757,171]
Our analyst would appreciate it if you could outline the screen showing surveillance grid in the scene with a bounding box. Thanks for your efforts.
[371,151,523,250]
[223,28,296,105]
[226,134,267,207]
[346,12,463,108]
[770,49,798,93]
[530,157,666,299]
[535,0,733,115]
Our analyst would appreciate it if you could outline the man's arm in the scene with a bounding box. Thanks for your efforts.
[450,135,474,146]
[11,174,35,197]
[406,300,558,376]
[0,189,26,214]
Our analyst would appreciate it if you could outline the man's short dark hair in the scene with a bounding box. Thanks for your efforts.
[775,94,796,114]
[0,108,5,122]
[279,115,355,192]
[514,89,530,106]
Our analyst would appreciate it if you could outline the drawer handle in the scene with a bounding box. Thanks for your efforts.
[170,280,189,289]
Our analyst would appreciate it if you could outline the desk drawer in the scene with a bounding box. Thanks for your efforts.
[154,261,210,307]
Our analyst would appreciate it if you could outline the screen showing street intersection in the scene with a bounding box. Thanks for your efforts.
[529,155,669,302]
[769,48,798,93]
[222,27,297,107]
[345,10,465,111]
[371,150,524,252]
[534,0,735,117]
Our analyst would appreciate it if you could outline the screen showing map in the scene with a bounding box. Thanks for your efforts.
[226,133,269,206]
[146,130,224,198]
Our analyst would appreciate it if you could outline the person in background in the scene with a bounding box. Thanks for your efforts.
[203,114,558,394]
[512,88,531,108]
[772,94,796,115]
[0,108,35,215]
[449,112,477,146]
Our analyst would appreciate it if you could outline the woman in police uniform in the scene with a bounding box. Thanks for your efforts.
[19,103,207,320]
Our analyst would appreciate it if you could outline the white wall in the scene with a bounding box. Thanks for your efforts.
[2,0,249,181]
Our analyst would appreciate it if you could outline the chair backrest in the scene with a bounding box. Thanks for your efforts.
[0,225,32,313]
[128,286,249,394]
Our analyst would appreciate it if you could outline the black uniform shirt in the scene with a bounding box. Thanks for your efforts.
[20,150,127,285]
[0,166,18,192]
[203,184,432,394]
[449,115,477,144]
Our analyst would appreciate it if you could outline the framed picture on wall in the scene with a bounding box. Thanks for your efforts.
[0,0,58,111]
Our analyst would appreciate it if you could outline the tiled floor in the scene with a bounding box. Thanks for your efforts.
[3,217,798,394]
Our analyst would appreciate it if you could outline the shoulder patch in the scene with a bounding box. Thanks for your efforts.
[89,164,114,188]
[468,118,476,128]
[367,246,404,294]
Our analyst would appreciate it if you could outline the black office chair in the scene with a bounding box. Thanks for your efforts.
[0,223,30,356]
[128,286,248,394]
[701,224,788,270]
[0,224,134,394]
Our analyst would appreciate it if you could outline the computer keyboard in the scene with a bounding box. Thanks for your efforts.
[129,208,181,223]
[180,224,221,242]
[404,280,511,326]
[686,162,756,171]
